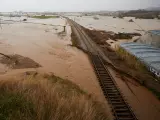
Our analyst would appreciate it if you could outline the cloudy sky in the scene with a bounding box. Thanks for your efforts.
[0,0,160,12]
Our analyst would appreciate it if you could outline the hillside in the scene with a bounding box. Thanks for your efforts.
[122,9,160,19]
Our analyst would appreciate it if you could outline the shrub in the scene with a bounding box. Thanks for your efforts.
[32,15,59,19]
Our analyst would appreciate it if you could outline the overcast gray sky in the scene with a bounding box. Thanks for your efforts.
[0,0,160,12]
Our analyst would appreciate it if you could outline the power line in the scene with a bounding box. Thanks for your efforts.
[133,20,146,33]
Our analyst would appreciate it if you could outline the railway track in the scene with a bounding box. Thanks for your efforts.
[68,18,97,54]
[90,54,137,120]
[68,18,138,120]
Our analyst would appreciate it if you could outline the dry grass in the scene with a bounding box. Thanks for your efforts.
[0,72,109,120]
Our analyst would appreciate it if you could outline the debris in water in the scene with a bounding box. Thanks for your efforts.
[93,16,99,20]
[23,19,27,21]
[45,29,49,32]
[129,19,134,22]
[57,31,67,39]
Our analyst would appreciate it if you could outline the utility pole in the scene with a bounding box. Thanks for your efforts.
[63,25,66,32]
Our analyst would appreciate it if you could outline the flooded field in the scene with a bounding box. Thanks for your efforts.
[0,17,104,99]
[68,15,160,48]
[68,16,160,34]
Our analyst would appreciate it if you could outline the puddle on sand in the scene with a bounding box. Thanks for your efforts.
[0,17,104,100]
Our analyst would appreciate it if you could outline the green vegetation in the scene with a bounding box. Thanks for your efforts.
[0,92,35,120]
[118,16,124,19]
[116,47,147,72]
[32,15,59,19]
[122,10,159,19]
[118,14,124,19]
[135,16,155,19]
[93,16,99,20]
[0,73,109,120]
[71,37,78,46]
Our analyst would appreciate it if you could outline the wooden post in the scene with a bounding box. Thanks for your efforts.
[63,26,66,32]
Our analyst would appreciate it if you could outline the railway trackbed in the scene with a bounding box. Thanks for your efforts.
[90,54,137,120]
[67,18,138,120]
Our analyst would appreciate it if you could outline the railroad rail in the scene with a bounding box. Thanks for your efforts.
[67,18,138,120]
[68,18,97,54]
[90,54,137,120]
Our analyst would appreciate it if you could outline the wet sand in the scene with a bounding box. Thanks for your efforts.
[0,17,104,100]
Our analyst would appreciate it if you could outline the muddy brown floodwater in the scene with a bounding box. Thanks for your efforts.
[0,17,105,102]
[108,68,160,120]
